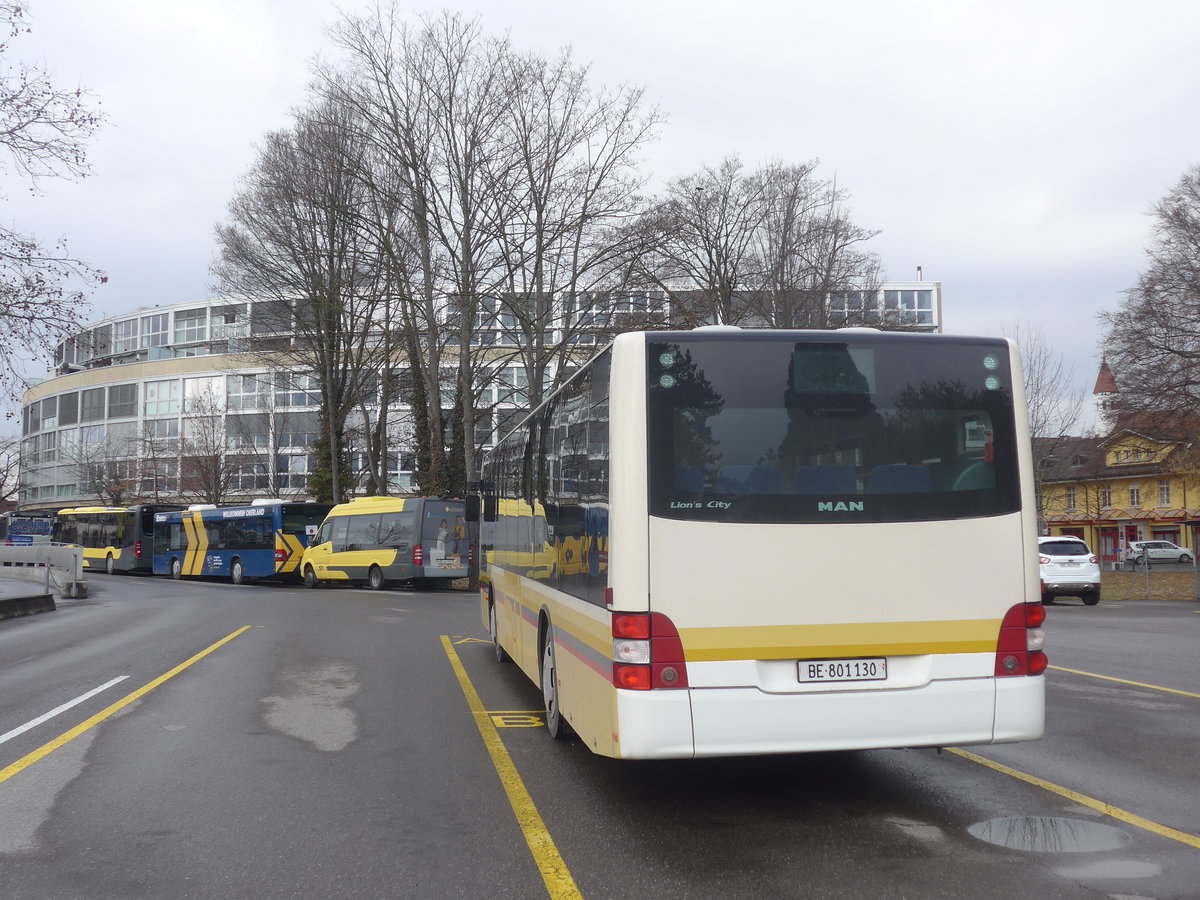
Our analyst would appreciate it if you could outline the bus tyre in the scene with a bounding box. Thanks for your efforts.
[541,625,570,740]
[490,602,510,664]
[368,565,385,591]
[105,554,115,576]
[171,558,182,580]
[303,566,317,589]
[231,559,245,585]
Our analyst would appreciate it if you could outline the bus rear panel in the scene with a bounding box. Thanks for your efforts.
[481,329,1044,759]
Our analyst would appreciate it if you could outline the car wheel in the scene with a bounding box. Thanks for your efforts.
[1041,592,1054,605]
[541,624,570,740]
[105,554,115,576]
[1083,589,1100,606]
[1135,555,1145,567]
[303,566,317,589]
[171,558,183,580]
[231,559,245,585]
[368,565,385,591]
[490,600,510,664]
[1180,554,1192,564]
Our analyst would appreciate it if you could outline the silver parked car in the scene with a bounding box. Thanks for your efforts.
[1124,540,1193,566]
[1038,536,1101,605]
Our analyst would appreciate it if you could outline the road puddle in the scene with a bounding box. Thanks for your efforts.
[967,816,1131,853]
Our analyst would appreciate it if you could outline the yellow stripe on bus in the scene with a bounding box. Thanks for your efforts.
[678,619,1000,661]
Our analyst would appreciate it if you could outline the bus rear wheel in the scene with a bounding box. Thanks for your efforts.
[171,558,182,580]
[105,554,115,576]
[367,565,385,591]
[541,624,570,740]
[490,601,510,664]
[231,559,245,585]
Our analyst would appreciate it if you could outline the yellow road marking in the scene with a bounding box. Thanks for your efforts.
[441,636,581,899]
[949,748,1200,850]
[0,627,251,785]
[1049,665,1200,699]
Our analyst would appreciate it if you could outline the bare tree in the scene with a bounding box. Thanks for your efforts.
[639,156,769,327]
[1101,164,1200,415]
[178,392,234,506]
[0,2,105,403]
[213,96,388,503]
[0,432,21,505]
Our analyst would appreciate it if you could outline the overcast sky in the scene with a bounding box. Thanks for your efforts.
[5,0,1200,415]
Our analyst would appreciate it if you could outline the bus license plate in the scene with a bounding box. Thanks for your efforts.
[798,658,887,683]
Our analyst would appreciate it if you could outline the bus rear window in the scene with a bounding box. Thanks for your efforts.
[647,335,1021,524]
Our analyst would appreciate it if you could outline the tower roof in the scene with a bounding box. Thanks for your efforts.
[1093,358,1118,394]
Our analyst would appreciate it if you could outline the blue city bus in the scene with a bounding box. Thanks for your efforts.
[152,501,333,583]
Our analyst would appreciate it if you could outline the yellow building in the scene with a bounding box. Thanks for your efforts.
[1038,430,1200,561]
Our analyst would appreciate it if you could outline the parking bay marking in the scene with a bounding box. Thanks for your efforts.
[1049,664,1200,700]
[0,627,251,786]
[441,635,581,900]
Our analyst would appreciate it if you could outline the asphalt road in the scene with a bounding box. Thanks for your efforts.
[1,577,1197,899]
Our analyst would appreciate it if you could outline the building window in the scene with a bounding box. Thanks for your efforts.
[113,318,139,354]
[1129,486,1141,508]
[1100,487,1112,508]
[275,372,320,407]
[1159,480,1170,506]
[174,308,208,344]
[140,313,169,348]
[144,380,181,416]
[107,383,138,418]
[183,376,224,412]
[58,392,79,426]
[1065,487,1077,511]
[276,453,312,489]
[227,374,269,410]
[80,387,106,422]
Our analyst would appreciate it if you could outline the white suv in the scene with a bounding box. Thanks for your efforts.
[1038,536,1101,606]
[1124,540,1193,566]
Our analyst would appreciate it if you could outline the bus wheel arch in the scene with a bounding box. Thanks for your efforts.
[230,558,245,585]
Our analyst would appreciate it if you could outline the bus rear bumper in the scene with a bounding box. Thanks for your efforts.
[614,676,1044,760]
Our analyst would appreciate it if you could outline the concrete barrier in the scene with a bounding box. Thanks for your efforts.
[0,544,87,600]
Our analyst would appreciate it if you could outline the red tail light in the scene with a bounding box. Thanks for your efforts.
[995,602,1047,677]
[275,549,287,565]
[611,611,689,690]
[413,544,423,566]
[134,540,142,559]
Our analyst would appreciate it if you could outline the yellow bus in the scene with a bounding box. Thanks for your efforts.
[52,505,180,574]
[477,328,1046,759]
[301,496,469,590]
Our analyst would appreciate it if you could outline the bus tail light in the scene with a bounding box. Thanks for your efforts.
[995,602,1048,676]
[275,548,288,566]
[413,544,423,566]
[611,612,689,690]
[134,540,143,559]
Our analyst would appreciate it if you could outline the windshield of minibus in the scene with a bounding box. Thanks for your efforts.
[647,334,1021,523]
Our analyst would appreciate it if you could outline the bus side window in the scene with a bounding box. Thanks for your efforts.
[330,517,350,553]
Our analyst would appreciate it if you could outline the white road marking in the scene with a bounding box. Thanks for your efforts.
[0,676,131,746]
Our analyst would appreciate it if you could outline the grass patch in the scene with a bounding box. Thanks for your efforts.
[1095,571,1200,602]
